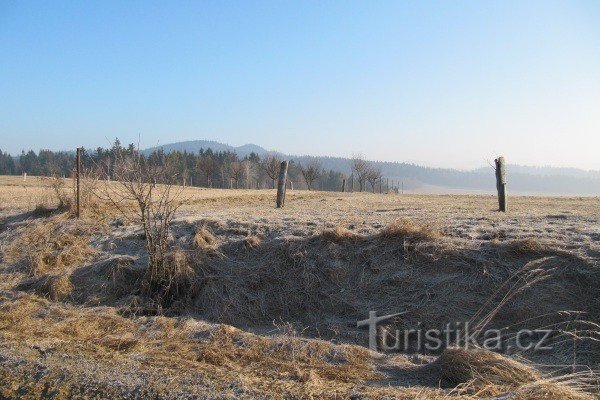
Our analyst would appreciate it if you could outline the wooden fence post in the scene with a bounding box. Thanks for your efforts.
[495,156,507,212]
[76,147,81,219]
[342,178,346,192]
[276,161,288,208]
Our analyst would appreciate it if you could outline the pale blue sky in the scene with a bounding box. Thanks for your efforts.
[1,1,599,169]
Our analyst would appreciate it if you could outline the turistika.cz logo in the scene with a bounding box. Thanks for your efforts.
[357,311,553,353]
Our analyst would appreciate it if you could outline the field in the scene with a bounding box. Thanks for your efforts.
[0,175,598,399]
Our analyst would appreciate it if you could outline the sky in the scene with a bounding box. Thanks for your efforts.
[1,1,599,170]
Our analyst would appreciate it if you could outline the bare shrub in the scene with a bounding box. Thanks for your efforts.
[99,148,186,308]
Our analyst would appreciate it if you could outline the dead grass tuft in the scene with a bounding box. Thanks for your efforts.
[379,218,440,241]
[5,217,96,276]
[322,226,362,243]
[505,237,547,255]
[243,235,261,249]
[432,348,540,389]
[19,273,73,301]
[193,226,218,248]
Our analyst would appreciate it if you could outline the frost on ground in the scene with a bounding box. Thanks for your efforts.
[0,176,598,399]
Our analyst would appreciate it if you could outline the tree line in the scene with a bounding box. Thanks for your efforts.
[0,140,387,192]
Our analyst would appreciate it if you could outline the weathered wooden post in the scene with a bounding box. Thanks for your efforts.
[76,147,81,219]
[23,172,27,182]
[342,178,346,192]
[495,156,507,212]
[276,161,288,208]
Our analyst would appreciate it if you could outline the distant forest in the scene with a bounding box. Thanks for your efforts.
[0,140,349,192]
[1,139,600,195]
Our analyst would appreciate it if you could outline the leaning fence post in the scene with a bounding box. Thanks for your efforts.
[495,156,507,212]
[76,147,81,219]
[276,161,288,208]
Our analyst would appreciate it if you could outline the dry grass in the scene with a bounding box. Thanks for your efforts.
[322,226,362,243]
[0,179,598,398]
[4,216,96,276]
[379,218,441,241]
[243,235,262,249]
[20,273,74,301]
[193,226,218,248]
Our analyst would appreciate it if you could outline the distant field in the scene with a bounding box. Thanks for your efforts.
[0,175,598,398]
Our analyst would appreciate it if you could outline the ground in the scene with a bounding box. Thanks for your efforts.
[0,175,598,399]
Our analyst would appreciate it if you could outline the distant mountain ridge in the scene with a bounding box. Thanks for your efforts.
[143,140,270,157]
[142,140,600,195]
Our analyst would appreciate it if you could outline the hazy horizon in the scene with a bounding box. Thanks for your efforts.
[2,1,599,170]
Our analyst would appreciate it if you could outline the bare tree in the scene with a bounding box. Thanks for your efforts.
[366,166,382,193]
[100,148,186,308]
[350,154,369,192]
[300,160,322,190]
[228,161,244,189]
[261,154,281,189]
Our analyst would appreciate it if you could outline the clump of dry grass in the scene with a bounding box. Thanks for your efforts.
[432,347,540,389]
[322,226,362,243]
[193,226,218,248]
[243,235,261,249]
[5,217,96,276]
[18,273,73,301]
[379,218,440,242]
[505,237,547,255]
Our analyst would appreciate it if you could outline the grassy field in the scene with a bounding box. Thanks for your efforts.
[0,175,598,399]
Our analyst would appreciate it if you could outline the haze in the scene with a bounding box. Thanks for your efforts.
[1,1,599,170]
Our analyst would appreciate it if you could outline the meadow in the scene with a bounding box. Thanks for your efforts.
[0,175,598,399]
